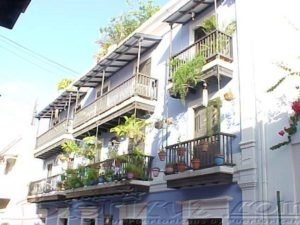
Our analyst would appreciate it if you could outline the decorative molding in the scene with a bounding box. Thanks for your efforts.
[239,140,256,149]
[239,182,257,190]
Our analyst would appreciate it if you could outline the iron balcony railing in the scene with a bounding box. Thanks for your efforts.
[35,119,72,149]
[73,74,158,128]
[165,133,235,173]
[28,154,154,196]
[28,174,61,196]
[170,30,232,78]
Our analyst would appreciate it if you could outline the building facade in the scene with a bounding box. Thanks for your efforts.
[27,0,300,225]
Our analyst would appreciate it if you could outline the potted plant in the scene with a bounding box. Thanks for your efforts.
[170,53,206,100]
[191,158,201,170]
[200,140,208,152]
[177,161,186,172]
[177,147,186,156]
[154,120,164,129]
[104,168,114,182]
[165,163,174,174]
[124,163,135,179]
[158,149,166,161]
[214,154,225,166]
[151,167,160,177]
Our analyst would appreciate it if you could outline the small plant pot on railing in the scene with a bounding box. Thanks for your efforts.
[177,162,186,172]
[214,154,225,166]
[151,167,160,177]
[191,158,201,170]
[158,150,166,161]
[127,172,134,179]
[165,164,174,174]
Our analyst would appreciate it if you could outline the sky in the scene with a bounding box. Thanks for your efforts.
[0,0,168,148]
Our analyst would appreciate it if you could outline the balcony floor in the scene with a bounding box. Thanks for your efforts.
[164,166,234,189]
[27,180,150,203]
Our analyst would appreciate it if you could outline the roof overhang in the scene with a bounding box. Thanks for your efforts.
[36,87,87,119]
[163,0,217,24]
[0,0,31,29]
[74,33,162,88]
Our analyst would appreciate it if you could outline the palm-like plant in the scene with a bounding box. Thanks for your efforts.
[110,115,149,145]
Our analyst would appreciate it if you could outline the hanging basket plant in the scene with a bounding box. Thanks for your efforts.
[170,53,206,100]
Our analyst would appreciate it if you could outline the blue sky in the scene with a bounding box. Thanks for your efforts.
[0,0,168,148]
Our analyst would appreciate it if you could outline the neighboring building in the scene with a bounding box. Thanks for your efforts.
[26,0,300,225]
[0,0,31,29]
[0,131,44,225]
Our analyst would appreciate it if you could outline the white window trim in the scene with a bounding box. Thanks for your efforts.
[180,196,232,225]
[56,208,70,225]
[119,203,147,225]
[80,207,98,225]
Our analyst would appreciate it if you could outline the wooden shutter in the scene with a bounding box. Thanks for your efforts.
[194,106,207,138]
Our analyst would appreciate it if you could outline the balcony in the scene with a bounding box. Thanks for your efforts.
[73,74,157,136]
[34,119,73,159]
[170,30,233,81]
[27,154,153,203]
[164,133,235,188]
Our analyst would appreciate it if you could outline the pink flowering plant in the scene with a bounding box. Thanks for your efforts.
[270,89,300,150]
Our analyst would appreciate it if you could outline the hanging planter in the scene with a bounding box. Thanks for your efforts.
[165,163,174,174]
[154,121,164,129]
[224,90,234,101]
[177,147,186,156]
[200,141,209,152]
[151,167,160,177]
[158,150,166,161]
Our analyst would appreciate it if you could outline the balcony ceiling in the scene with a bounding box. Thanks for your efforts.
[0,0,31,29]
[74,33,162,88]
[163,0,217,24]
[36,88,87,119]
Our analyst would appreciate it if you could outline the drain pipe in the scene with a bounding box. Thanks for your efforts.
[277,191,282,225]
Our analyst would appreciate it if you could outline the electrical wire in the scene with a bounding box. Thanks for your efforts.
[0,33,80,75]
[0,44,63,76]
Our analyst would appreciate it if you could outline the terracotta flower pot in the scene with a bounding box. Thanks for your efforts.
[151,167,160,177]
[158,151,166,161]
[177,147,186,156]
[165,165,174,174]
[177,162,186,172]
[200,141,209,152]
[191,158,201,170]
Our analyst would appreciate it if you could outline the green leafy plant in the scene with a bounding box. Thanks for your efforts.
[57,78,74,90]
[170,53,206,99]
[110,115,149,145]
[96,0,160,60]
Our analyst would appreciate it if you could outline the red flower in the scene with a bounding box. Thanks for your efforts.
[292,101,300,114]
[278,130,285,136]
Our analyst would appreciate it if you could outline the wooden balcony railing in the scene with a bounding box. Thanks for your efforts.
[28,154,154,196]
[35,119,71,149]
[28,174,61,196]
[74,74,158,128]
[165,133,235,173]
[170,30,232,78]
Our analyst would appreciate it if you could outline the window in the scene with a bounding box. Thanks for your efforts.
[194,98,221,138]
[123,219,142,225]
[58,218,68,225]
[82,218,96,225]
[96,84,109,98]
[188,219,222,225]
[194,27,207,42]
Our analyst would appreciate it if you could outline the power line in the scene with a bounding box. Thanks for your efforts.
[0,33,80,75]
[0,44,64,76]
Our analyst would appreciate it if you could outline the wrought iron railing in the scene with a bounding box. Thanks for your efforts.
[28,174,61,196]
[170,30,232,78]
[99,154,154,181]
[74,74,158,128]
[28,154,154,196]
[165,133,235,173]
